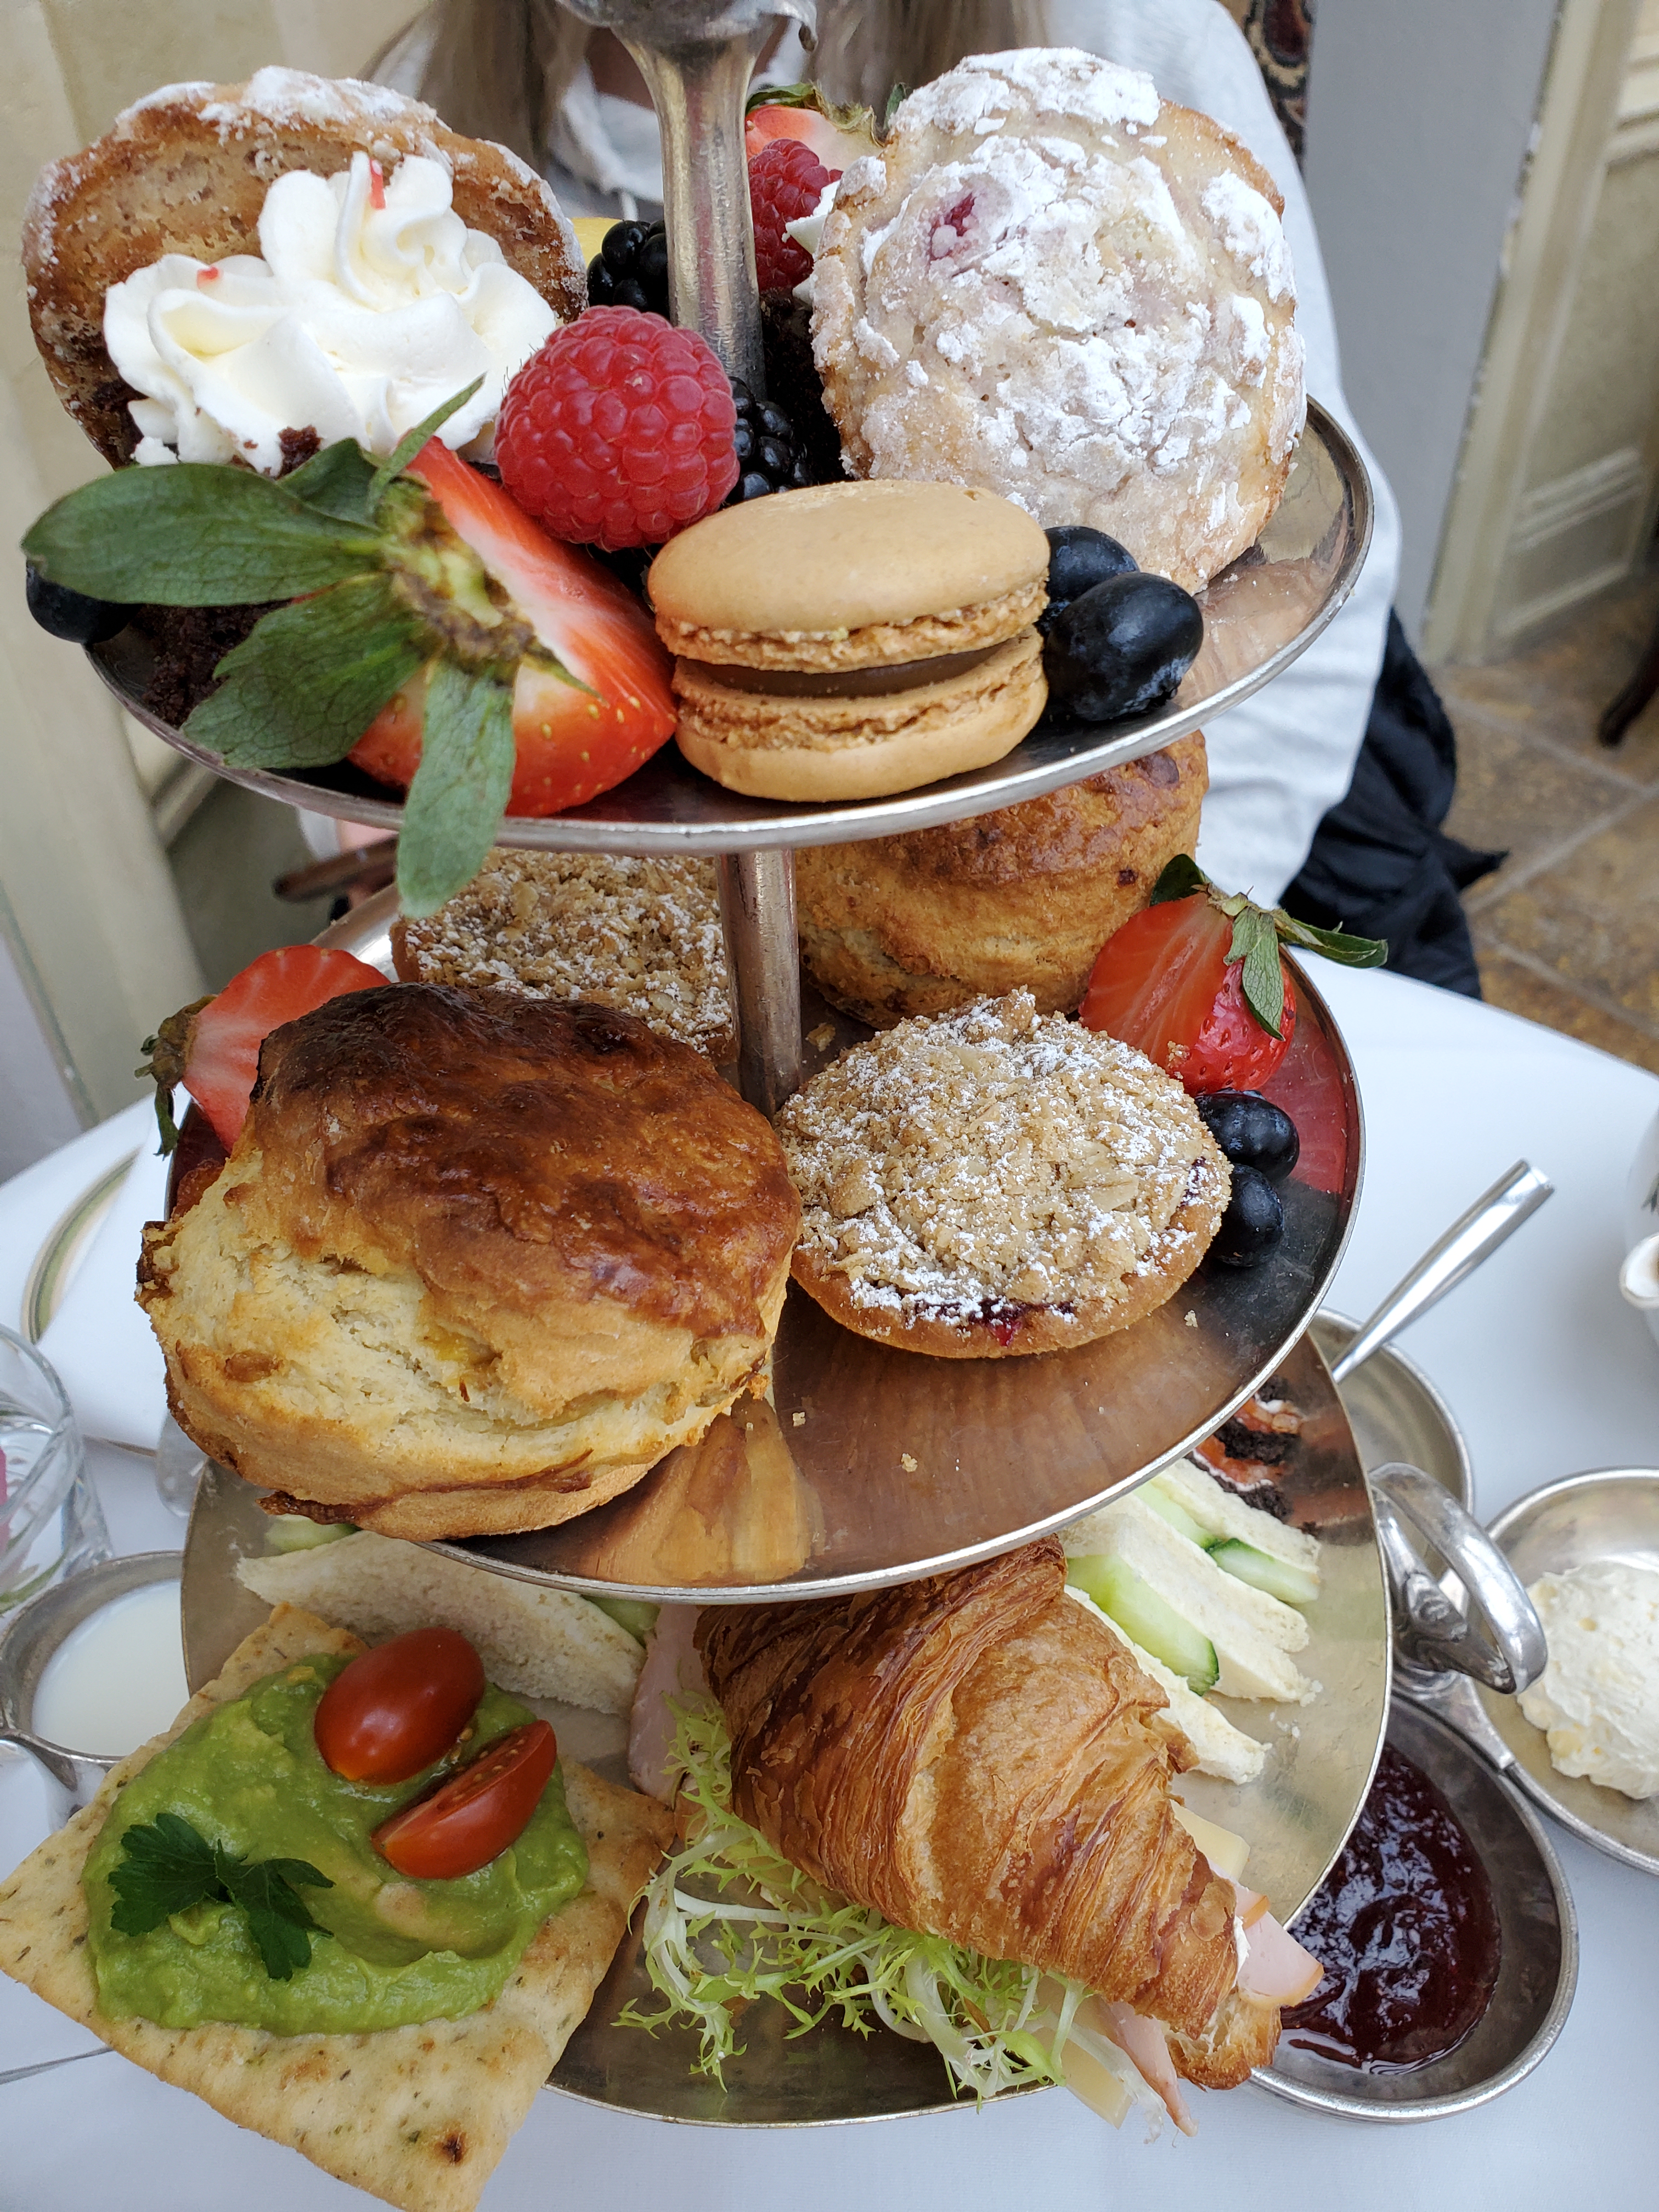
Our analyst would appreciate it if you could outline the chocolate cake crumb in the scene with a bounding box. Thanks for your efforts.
[278,426,322,473]
[1214,1418,1297,1466]
[129,601,274,727]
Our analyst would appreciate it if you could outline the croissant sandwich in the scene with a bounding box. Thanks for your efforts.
[692,1539,1319,2120]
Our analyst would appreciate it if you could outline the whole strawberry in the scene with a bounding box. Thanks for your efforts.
[749,138,839,293]
[496,309,738,551]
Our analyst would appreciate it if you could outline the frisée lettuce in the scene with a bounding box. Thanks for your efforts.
[622,1699,1169,2130]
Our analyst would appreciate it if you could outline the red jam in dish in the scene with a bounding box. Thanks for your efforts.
[1281,1744,1500,2072]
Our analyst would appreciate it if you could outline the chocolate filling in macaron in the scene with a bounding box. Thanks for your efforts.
[648,479,1051,802]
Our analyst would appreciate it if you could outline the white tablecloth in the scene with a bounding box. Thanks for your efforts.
[4,962,1657,2210]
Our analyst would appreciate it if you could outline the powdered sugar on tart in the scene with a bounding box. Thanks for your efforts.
[776,990,1228,1358]
[812,50,1306,590]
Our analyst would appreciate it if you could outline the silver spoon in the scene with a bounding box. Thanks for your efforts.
[1329,1160,1553,1384]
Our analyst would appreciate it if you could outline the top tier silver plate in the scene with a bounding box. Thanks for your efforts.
[89,400,1369,855]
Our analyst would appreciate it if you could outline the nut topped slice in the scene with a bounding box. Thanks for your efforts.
[776,990,1228,1358]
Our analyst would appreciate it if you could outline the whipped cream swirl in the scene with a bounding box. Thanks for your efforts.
[104,151,558,472]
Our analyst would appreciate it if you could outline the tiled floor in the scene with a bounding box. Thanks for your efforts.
[1435,565,1659,1076]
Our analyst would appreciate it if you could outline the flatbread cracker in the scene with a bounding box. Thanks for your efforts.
[0,1603,670,2212]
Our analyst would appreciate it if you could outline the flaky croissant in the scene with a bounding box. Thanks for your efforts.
[696,1537,1278,2087]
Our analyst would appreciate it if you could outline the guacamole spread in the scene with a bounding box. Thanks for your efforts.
[83,1654,588,2034]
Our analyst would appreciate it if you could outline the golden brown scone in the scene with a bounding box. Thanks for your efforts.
[648,481,1051,802]
[775,990,1228,1359]
[138,986,800,1538]
[390,850,735,1062]
[0,1604,672,2212]
[23,69,585,466]
[813,52,1304,590]
[797,733,1208,1025]
[698,1540,1279,2087]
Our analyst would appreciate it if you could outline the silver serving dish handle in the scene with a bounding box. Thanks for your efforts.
[1370,1462,1547,1695]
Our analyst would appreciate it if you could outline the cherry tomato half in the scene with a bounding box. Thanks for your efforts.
[372,1720,558,1880]
[1080,894,1294,1095]
[314,1627,486,1784]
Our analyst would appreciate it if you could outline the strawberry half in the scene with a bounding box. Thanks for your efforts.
[349,442,675,817]
[140,945,385,1155]
[1080,858,1386,1095]
[744,86,881,171]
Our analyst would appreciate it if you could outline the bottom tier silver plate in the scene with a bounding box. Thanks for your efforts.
[182,1325,1390,2127]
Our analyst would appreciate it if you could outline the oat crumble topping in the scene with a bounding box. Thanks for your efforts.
[398,850,733,1057]
[776,991,1222,1326]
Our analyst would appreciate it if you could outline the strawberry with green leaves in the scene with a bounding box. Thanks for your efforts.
[22,381,675,916]
[1080,856,1386,1094]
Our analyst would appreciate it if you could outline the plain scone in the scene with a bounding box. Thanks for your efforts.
[23,67,586,466]
[797,733,1208,1025]
[813,50,1305,590]
[138,986,800,1539]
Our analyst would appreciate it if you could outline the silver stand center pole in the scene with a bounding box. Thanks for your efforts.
[616,14,806,1113]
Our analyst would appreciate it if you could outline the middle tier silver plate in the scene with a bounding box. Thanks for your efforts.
[311,895,1361,1603]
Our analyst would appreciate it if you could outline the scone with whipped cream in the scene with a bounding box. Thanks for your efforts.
[812,49,1305,590]
[392,850,735,1061]
[775,989,1228,1358]
[23,67,585,472]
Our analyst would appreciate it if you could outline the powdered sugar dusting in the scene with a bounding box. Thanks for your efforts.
[200,67,427,137]
[1201,173,1295,303]
[813,50,1304,588]
[396,851,733,1059]
[776,991,1223,1327]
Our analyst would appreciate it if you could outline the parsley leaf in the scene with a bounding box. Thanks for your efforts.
[109,1813,333,1982]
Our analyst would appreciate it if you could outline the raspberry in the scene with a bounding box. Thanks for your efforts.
[749,138,839,295]
[495,308,738,550]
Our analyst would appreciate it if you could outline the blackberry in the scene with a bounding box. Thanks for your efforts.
[727,379,812,504]
[759,291,843,485]
[586,221,670,317]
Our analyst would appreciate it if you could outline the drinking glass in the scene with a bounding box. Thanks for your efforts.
[0,1325,111,1610]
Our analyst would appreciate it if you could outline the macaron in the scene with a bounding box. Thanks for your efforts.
[648,479,1050,802]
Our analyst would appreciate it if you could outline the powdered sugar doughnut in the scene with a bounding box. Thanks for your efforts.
[812,50,1306,591]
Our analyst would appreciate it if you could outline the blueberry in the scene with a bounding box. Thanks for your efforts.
[1040,524,1138,634]
[1211,1165,1284,1268]
[1195,1091,1300,1183]
[25,565,127,645]
[1043,571,1203,723]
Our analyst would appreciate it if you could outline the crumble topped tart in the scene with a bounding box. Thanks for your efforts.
[775,990,1229,1358]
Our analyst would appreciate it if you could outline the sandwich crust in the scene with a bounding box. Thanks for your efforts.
[23,69,586,467]
[137,986,800,1537]
[672,630,1046,801]
[796,733,1208,1023]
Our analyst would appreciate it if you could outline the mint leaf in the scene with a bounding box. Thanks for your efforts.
[367,376,487,515]
[183,574,427,770]
[1148,854,1209,906]
[221,1855,332,1982]
[22,465,382,605]
[396,660,516,918]
[107,1814,332,1980]
[281,439,381,527]
[1231,907,1288,1038]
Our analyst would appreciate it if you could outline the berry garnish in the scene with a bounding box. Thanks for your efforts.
[727,379,812,504]
[744,83,882,171]
[350,441,675,824]
[1210,1165,1285,1268]
[1195,1092,1301,1183]
[25,565,127,644]
[1080,856,1386,1094]
[1043,571,1204,723]
[588,220,670,317]
[1039,526,1137,635]
[24,379,676,915]
[139,944,385,1155]
[749,137,839,294]
[495,308,738,551]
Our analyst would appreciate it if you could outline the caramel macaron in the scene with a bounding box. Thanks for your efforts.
[648,479,1050,802]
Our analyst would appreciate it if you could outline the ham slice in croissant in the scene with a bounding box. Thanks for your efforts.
[696,1537,1280,2088]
